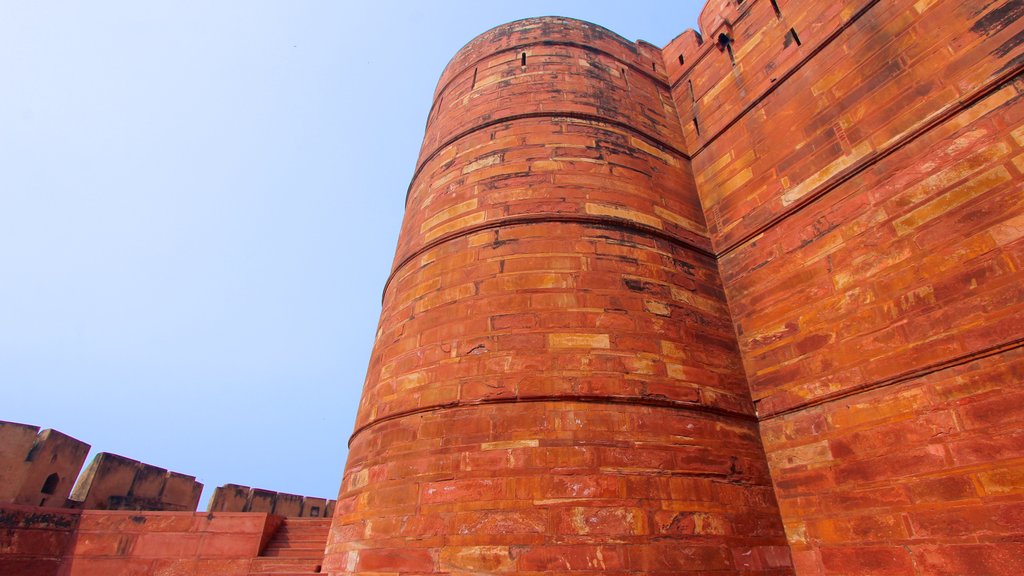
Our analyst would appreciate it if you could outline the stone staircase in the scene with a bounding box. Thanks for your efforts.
[248,518,331,575]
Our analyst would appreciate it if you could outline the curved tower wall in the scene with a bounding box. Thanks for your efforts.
[324,17,790,575]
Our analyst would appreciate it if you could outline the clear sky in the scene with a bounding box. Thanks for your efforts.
[0,1,704,505]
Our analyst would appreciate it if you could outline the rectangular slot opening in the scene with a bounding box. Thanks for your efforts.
[718,34,736,66]
[786,27,802,47]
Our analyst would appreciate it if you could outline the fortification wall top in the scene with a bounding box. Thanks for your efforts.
[416,16,685,177]
[208,483,336,518]
[0,421,90,508]
[0,421,42,502]
[70,452,203,512]
[432,17,657,101]
[1,421,332,518]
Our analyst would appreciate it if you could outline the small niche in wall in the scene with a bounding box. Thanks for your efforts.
[678,54,685,66]
[41,472,59,495]
[770,0,782,18]
[521,52,526,66]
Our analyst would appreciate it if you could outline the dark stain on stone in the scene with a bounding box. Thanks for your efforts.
[623,278,645,291]
[994,29,1024,56]
[972,0,1024,36]
[0,510,77,530]
[466,344,489,355]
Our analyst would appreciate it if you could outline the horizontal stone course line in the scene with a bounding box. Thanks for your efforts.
[718,60,1024,257]
[682,0,882,153]
[406,111,692,205]
[757,335,1024,421]
[347,394,758,448]
[380,214,715,303]
[429,38,671,117]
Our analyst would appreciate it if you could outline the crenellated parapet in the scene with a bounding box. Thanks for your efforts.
[208,483,336,518]
[69,452,203,512]
[0,421,90,508]
[0,421,332,519]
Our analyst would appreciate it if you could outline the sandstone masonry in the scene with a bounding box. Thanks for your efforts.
[2,1,1022,574]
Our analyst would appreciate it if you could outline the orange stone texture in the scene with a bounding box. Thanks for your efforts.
[325,1,1024,574]
[2,1,1023,575]
[322,14,791,576]
[0,503,332,576]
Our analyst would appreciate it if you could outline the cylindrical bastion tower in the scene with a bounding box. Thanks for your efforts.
[325,17,790,574]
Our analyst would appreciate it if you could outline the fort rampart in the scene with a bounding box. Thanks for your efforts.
[2,1,1022,574]
[327,0,1024,573]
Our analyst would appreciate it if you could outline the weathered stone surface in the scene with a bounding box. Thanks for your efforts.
[71,452,203,512]
[663,0,1024,573]
[328,1,1024,574]
[0,422,90,508]
[3,1,1022,574]
[324,14,788,576]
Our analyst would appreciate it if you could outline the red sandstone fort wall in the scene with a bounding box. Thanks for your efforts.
[0,503,284,576]
[667,0,1024,573]
[59,510,277,576]
[0,500,334,576]
[0,422,90,508]
[332,0,1024,574]
[2,1,1022,575]
[0,421,338,574]
[0,505,81,576]
[325,16,791,574]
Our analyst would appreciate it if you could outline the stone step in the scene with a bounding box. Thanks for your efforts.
[255,517,330,566]
[248,557,323,574]
[243,569,319,573]
[263,542,325,550]
[266,532,330,542]
[262,548,324,555]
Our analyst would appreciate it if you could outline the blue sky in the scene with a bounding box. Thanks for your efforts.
[0,1,703,504]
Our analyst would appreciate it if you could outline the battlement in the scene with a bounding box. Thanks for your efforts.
[0,420,331,518]
[208,483,336,518]
[3,1,1024,574]
[68,452,203,512]
[0,421,90,508]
